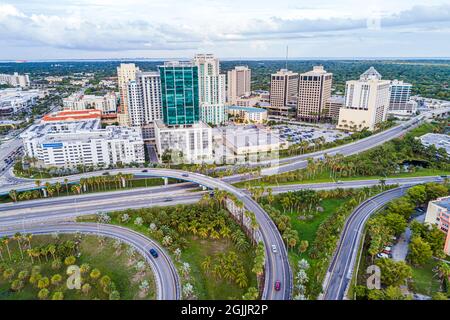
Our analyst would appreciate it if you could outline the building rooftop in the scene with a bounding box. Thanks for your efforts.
[360,66,382,80]
[435,196,450,211]
[420,133,450,155]
[228,105,267,113]
[42,109,102,122]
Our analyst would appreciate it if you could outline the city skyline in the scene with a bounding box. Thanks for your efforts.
[1,0,450,60]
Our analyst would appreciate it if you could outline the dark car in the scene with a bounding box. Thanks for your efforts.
[182,173,189,177]
[274,281,281,291]
[142,169,148,172]
[149,248,158,258]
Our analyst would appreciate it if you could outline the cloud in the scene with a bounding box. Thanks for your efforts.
[0,4,201,51]
[236,4,450,37]
[0,3,449,54]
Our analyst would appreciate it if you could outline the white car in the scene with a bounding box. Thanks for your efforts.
[377,253,389,259]
[271,245,277,253]
[384,246,392,252]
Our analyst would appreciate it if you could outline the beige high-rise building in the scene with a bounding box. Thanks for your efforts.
[117,63,140,126]
[270,69,299,117]
[227,66,251,105]
[193,54,226,125]
[297,66,332,122]
[337,67,391,131]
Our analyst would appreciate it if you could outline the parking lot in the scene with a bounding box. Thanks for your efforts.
[272,124,352,145]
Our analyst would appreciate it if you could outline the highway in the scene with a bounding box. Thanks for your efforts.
[0,222,180,300]
[0,169,293,300]
[321,186,411,300]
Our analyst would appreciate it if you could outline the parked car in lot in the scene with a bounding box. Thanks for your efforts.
[149,248,158,258]
[274,281,281,291]
[377,253,390,259]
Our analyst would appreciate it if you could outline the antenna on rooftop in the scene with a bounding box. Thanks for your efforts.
[285,45,289,70]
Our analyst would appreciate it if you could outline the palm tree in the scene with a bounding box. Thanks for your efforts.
[64,178,69,195]
[55,182,62,196]
[35,180,42,197]
[9,189,18,202]
[13,232,24,260]
[1,236,12,260]
[201,256,212,274]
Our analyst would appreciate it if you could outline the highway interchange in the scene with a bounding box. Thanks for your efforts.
[0,107,448,300]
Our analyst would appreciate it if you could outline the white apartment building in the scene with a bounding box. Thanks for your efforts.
[126,71,162,128]
[297,66,332,122]
[227,106,268,124]
[63,92,117,113]
[193,54,226,125]
[337,67,391,131]
[227,66,251,105]
[117,63,140,125]
[0,88,45,118]
[21,119,145,167]
[154,120,212,164]
[270,69,299,117]
[0,72,30,88]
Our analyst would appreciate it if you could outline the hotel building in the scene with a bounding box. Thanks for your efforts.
[297,66,332,122]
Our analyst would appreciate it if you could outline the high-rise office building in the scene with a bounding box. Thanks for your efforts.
[297,66,332,122]
[227,66,251,105]
[389,80,413,112]
[193,54,226,125]
[117,63,140,125]
[126,71,162,127]
[270,69,299,117]
[159,61,200,126]
[337,67,391,131]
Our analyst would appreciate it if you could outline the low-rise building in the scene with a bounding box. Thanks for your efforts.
[425,196,450,255]
[154,120,212,164]
[227,106,268,124]
[325,95,344,122]
[41,109,102,123]
[0,72,30,88]
[221,125,287,156]
[0,88,45,118]
[419,133,450,156]
[63,92,117,113]
[21,119,144,167]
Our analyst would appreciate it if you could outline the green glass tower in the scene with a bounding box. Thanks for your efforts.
[159,61,200,126]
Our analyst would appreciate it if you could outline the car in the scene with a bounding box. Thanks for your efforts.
[164,198,173,202]
[384,246,392,252]
[377,253,389,259]
[141,169,148,172]
[182,173,189,177]
[271,245,277,253]
[149,248,159,258]
[274,281,281,291]
[102,172,110,176]
[336,180,343,184]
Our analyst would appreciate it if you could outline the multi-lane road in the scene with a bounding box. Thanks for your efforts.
[0,222,180,300]
[321,186,414,300]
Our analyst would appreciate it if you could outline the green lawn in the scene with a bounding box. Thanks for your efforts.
[81,212,257,300]
[181,236,257,300]
[0,235,156,300]
[411,259,442,296]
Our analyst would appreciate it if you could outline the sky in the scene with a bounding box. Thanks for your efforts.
[0,0,450,60]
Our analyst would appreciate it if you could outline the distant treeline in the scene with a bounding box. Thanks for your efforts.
[1,59,449,99]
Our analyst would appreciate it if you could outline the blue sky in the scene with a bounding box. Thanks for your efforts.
[1,0,450,60]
